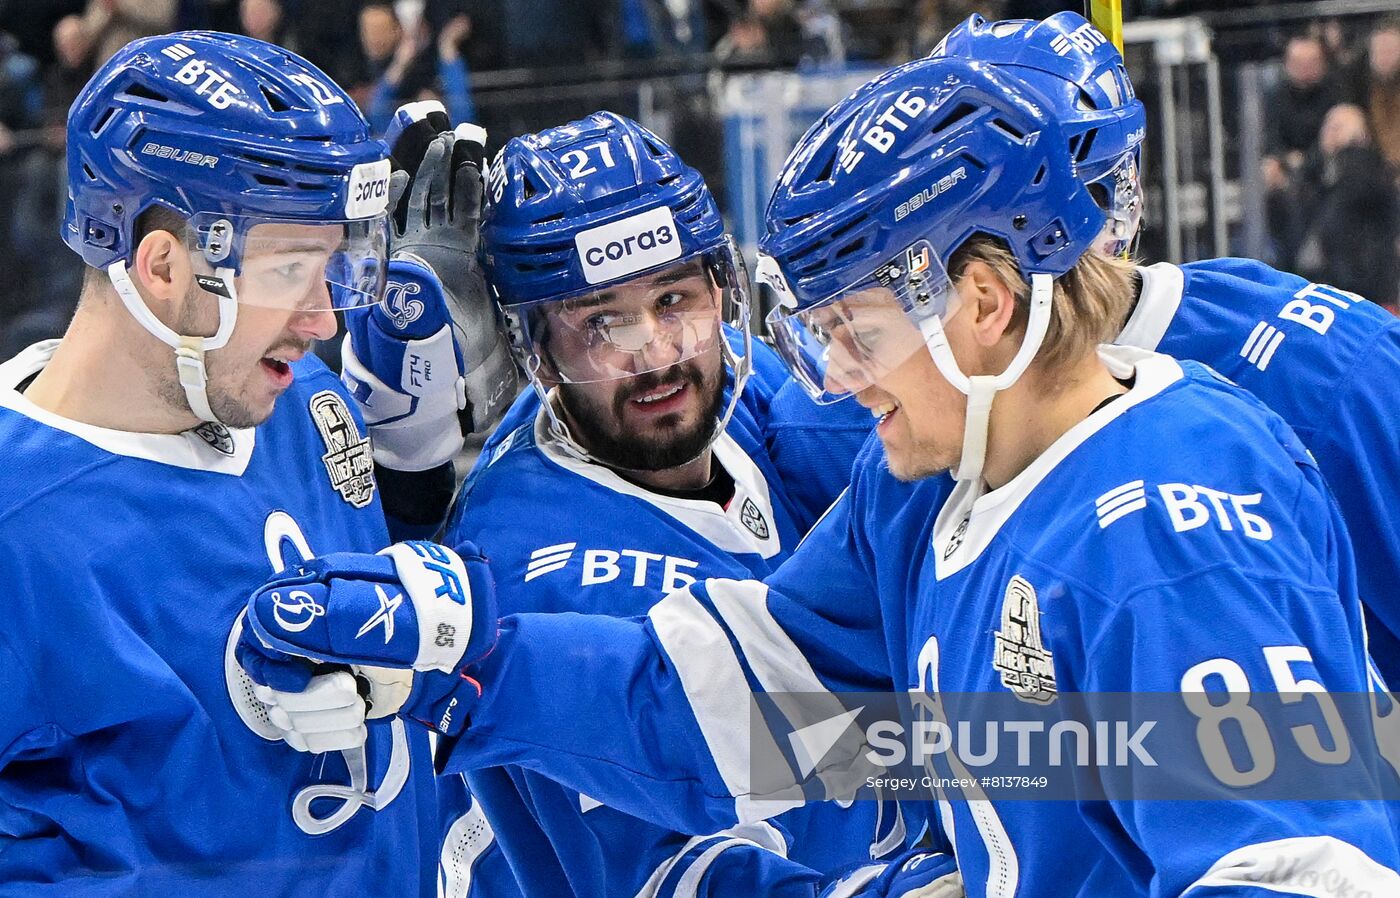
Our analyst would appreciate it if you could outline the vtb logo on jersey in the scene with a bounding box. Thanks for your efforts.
[524,542,701,593]
[993,575,1057,705]
[310,390,376,508]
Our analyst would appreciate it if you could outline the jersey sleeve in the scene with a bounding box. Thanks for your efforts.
[1305,325,1400,675]
[763,384,872,530]
[446,488,891,835]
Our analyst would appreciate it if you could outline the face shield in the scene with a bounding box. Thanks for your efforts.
[186,211,390,311]
[508,237,751,386]
[765,239,958,404]
[1087,151,1143,259]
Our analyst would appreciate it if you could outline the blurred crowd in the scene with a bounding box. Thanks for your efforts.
[1263,19,1400,310]
[3,0,1400,356]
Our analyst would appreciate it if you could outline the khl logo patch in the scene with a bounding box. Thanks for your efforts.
[192,421,235,455]
[992,575,1057,704]
[740,497,770,540]
[309,390,376,508]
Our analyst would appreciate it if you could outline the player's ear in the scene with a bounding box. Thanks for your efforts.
[131,228,194,314]
[959,260,1019,348]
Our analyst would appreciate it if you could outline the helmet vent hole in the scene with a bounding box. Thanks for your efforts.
[930,102,979,137]
[989,117,1026,141]
[242,151,285,168]
[91,107,117,136]
[1074,129,1097,163]
[261,85,292,113]
[1077,89,1099,111]
[253,173,290,187]
[658,174,681,187]
[121,82,169,104]
[643,136,668,158]
[81,163,97,181]
[1031,164,1048,186]
[521,173,540,200]
[833,237,868,260]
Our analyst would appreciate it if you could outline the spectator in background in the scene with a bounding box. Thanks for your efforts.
[905,0,1005,58]
[359,4,476,135]
[1364,18,1400,172]
[1265,35,1343,170]
[73,0,177,69]
[0,31,68,357]
[240,0,297,53]
[715,0,803,68]
[1293,103,1400,308]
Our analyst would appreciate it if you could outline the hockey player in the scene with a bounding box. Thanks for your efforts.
[0,33,503,896]
[936,10,1400,687]
[420,112,889,896]
[237,43,1400,897]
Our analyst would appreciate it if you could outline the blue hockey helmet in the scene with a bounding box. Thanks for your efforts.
[756,52,1112,484]
[481,112,752,468]
[933,12,1147,255]
[64,31,393,423]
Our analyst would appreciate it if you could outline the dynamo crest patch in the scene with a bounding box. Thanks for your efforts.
[309,390,375,508]
[993,575,1057,704]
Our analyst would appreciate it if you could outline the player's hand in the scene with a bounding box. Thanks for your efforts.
[251,670,368,754]
[342,256,472,470]
[819,851,963,898]
[387,102,516,437]
[236,541,498,736]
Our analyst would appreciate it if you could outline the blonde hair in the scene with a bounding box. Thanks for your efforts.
[946,235,1136,376]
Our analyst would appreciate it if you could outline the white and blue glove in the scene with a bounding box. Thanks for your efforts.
[236,540,498,739]
[343,102,517,471]
[820,851,963,898]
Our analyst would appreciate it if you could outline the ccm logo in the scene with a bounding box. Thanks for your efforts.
[575,206,683,284]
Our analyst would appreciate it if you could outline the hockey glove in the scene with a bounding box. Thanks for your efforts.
[342,103,515,471]
[819,851,963,898]
[237,540,498,737]
[251,670,368,754]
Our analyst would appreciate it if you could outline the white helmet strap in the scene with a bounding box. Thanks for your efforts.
[107,260,240,426]
[920,272,1054,491]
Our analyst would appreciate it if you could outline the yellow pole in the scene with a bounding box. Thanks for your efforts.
[1087,0,1125,54]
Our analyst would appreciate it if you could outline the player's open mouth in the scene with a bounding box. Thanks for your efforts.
[260,354,297,386]
[631,381,687,411]
[872,400,899,428]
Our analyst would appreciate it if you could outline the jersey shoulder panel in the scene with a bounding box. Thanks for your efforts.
[1009,364,1330,606]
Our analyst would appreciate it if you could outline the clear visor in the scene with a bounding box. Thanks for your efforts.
[186,212,390,311]
[766,239,955,404]
[513,238,749,385]
[1089,152,1143,259]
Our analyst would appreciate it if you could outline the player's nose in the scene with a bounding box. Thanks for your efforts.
[291,282,339,342]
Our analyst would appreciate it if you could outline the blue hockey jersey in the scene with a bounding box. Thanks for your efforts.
[446,347,1400,897]
[1117,258,1400,684]
[444,335,891,898]
[0,342,462,897]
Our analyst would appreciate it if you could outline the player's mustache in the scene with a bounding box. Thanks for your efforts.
[616,364,704,410]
